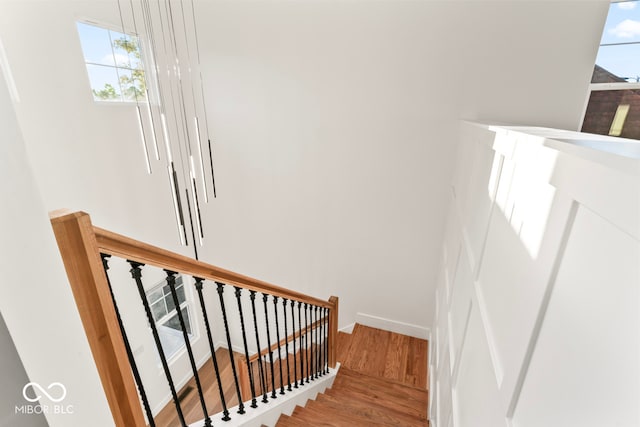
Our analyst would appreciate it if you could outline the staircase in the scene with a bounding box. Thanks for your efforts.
[276,324,429,426]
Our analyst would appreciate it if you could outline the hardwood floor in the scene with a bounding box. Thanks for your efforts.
[153,324,429,426]
[338,324,428,389]
[154,348,243,427]
[277,324,430,426]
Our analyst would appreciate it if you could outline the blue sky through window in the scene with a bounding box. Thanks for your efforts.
[596,0,640,81]
[77,21,145,101]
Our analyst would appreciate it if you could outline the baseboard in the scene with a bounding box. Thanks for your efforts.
[355,313,430,340]
[339,323,355,334]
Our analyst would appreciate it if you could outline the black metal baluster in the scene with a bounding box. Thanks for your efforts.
[216,282,245,414]
[262,294,277,399]
[320,306,324,376]
[309,304,316,381]
[234,287,258,408]
[290,299,298,388]
[282,298,292,392]
[272,297,285,395]
[194,278,230,421]
[101,255,155,427]
[166,271,212,427]
[249,291,268,403]
[314,305,319,379]
[128,261,186,426]
[297,301,304,386]
[304,302,311,384]
[325,307,329,374]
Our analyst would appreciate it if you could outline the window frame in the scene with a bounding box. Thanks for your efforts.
[581,0,640,137]
[145,275,196,361]
[76,19,149,105]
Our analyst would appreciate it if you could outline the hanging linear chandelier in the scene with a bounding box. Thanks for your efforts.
[116,0,215,258]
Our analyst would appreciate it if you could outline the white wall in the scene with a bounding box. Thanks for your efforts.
[0,66,112,425]
[0,1,610,423]
[0,313,48,427]
[430,122,640,427]
[192,0,609,330]
[0,0,607,332]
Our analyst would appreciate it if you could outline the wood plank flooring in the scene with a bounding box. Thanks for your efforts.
[277,323,429,426]
[154,348,243,427]
[338,323,428,389]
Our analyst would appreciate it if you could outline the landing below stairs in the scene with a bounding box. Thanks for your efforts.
[276,323,429,426]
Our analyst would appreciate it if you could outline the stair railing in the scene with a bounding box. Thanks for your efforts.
[50,210,338,427]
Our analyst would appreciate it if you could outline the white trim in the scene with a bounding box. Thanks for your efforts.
[339,323,355,334]
[188,364,340,427]
[355,313,430,340]
[589,82,640,91]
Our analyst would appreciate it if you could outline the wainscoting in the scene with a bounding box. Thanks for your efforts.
[430,123,639,427]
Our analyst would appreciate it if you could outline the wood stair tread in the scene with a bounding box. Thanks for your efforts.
[324,385,427,421]
[276,323,429,426]
[290,403,390,426]
[313,392,427,426]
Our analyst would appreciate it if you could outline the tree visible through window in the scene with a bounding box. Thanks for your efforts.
[76,21,147,102]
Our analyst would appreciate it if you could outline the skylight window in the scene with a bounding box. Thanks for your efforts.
[77,21,147,102]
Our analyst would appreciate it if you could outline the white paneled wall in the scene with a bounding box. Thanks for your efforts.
[429,123,640,427]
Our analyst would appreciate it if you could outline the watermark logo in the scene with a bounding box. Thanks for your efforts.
[23,382,67,403]
[15,382,74,415]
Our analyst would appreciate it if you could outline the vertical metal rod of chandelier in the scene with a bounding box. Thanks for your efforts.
[116,0,152,175]
[165,0,205,250]
[188,0,217,198]
[158,0,193,247]
[122,0,217,250]
[178,0,210,204]
[129,0,160,162]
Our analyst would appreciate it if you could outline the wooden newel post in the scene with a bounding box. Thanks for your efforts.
[237,354,253,403]
[50,211,146,427]
[327,296,339,368]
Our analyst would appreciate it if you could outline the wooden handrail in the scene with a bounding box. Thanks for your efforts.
[50,211,146,427]
[50,210,339,426]
[248,315,327,363]
[94,226,333,309]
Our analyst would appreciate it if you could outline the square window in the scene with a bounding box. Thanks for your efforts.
[77,21,147,103]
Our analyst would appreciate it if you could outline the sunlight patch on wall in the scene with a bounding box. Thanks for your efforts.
[489,130,559,259]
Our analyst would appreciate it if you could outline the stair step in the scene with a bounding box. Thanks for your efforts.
[289,403,389,426]
[276,413,308,427]
[329,368,428,419]
[312,393,427,427]
[275,323,429,426]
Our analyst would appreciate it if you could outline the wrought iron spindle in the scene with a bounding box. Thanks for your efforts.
[234,287,258,408]
[101,255,155,427]
[194,278,230,421]
[309,304,314,381]
[262,293,277,399]
[304,302,311,384]
[216,282,245,414]
[290,299,298,388]
[312,305,317,379]
[128,261,186,426]
[297,301,304,386]
[272,296,285,395]
[282,298,292,391]
[318,305,324,377]
[249,291,268,403]
[325,307,329,374]
[313,305,320,378]
[166,271,212,426]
